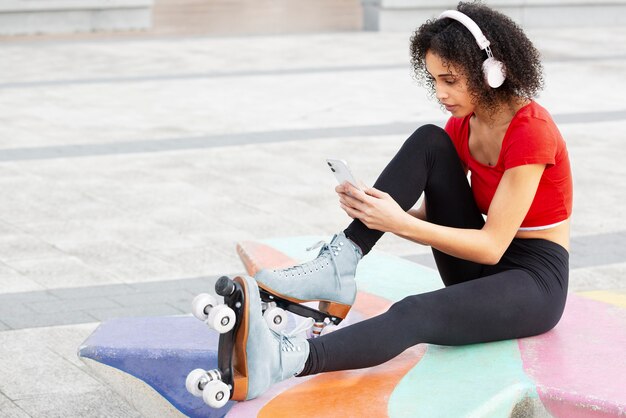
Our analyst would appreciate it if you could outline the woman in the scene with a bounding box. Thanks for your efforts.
[200,1,572,403]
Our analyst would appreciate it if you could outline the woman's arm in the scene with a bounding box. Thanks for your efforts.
[337,164,545,264]
[407,197,427,220]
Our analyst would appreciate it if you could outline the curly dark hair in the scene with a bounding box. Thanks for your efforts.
[410,1,543,115]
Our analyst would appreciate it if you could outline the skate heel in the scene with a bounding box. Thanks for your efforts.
[318,301,351,321]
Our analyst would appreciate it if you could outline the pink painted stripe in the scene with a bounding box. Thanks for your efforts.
[518,294,626,417]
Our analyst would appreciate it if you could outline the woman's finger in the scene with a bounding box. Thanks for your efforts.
[340,192,364,209]
[345,182,370,202]
[340,203,362,219]
[364,186,386,198]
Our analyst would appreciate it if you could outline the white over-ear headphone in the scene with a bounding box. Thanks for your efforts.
[439,10,506,88]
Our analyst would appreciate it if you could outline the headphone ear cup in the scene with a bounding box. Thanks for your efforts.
[482,57,506,88]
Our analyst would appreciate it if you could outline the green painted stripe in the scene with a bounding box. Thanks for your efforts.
[389,341,539,418]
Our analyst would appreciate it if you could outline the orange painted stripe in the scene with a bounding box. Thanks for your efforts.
[236,241,299,276]
[258,345,426,418]
[258,290,425,417]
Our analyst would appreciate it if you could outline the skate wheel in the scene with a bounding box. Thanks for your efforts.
[185,368,208,397]
[319,323,338,336]
[207,304,236,333]
[202,380,230,408]
[263,307,288,332]
[191,293,217,321]
[215,276,235,297]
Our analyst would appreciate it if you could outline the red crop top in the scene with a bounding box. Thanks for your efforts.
[444,101,572,229]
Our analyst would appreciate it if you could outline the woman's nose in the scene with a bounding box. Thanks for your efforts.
[435,86,448,102]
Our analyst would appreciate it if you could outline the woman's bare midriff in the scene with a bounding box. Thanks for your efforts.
[514,218,570,251]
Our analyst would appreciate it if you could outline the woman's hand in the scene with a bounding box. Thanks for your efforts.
[335,182,409,234]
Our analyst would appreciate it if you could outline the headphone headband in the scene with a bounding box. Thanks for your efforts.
[438,10,490,50]
[438,9,505,88]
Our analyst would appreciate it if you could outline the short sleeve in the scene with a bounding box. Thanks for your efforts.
[502,117,557,170]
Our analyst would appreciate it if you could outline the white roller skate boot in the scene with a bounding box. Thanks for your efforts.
[254,233,362,333]
[186,275,311,407]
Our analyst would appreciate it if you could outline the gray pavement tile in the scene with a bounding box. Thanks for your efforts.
[570,232,626,269]
[143,246,245,280]
[87,304,184,322]
[0,232,64,263]
[0,291,58,305]
[0,344,101,399]
[0,321,9,332]
[0,264,44,294]
[49,283,136,299]
[0,396,30,418]
[58,239,187,283]
[180,278,225,295]
[28,297,121,314]
[1,311,97,330]
[125,276,214,292]
[1,323,99,370]
[166,298,196,314]
[569,263,626,292]
[17,220,120,252]
[7,256,119,289]
[0,301,35,317]
[109,289,195,307]
[14,389,140,418]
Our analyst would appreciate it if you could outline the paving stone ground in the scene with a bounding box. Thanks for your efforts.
[1,25,625,416]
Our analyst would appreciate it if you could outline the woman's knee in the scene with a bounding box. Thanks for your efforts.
[388,294,424,318]
[402,124,455,156]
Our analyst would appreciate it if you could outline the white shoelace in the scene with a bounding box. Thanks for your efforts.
[272,317,314,379]
[277,239,343,290]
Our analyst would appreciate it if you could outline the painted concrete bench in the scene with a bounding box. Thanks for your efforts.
[78,236,626,417]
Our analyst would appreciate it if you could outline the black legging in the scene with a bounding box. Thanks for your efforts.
[299,124,568,375]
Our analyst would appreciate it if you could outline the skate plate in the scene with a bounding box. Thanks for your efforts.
[237,240,350,326]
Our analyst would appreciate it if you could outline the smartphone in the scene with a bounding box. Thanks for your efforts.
[326,158,361,190]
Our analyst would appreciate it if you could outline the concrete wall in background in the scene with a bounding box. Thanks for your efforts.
[151,0,362,36]
[0,0,153,35]
[0,0,362,37]
[363,0,626,31]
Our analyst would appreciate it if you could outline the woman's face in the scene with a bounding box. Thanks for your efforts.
[425,51,474,118]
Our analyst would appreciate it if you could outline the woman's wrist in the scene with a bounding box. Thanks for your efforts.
[395,211,420,237]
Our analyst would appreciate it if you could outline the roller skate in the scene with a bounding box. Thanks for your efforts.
[186,275,310,408]
[254,232,362,337]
